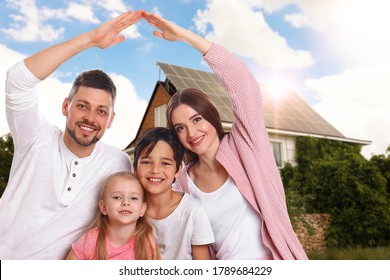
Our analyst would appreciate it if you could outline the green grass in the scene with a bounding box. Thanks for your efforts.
[308,246,390,260]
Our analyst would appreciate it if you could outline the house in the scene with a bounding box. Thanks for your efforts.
[124,62,371,167]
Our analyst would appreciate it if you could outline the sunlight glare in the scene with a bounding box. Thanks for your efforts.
[263,76,289,99]
[268,83,287,98]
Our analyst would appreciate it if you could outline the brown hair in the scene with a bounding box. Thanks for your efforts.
[92,171,160,260]
[166,88,227,163]
[133,127,184,174]
[68,69,117,108]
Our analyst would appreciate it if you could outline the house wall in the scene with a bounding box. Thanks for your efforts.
[269,134,298,167]
[138,84,171,137]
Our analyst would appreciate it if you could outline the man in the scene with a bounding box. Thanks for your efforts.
[0,10,142,259]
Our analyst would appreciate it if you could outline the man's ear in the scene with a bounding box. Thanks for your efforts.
[107,111,115,129]
[62,98,69,116]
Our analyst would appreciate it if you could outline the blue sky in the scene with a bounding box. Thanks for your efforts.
[1,0,389,158]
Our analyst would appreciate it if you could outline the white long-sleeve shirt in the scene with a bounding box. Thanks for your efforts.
[0,61,131,259]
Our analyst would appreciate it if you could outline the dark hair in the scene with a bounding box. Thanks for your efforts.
[68,69,117,107]
[133,127,184,173]
[166,88,227,163]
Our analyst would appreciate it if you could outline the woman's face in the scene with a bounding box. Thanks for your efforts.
[170,104,220,157]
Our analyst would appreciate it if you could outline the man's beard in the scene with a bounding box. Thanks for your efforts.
[66,126,100,147]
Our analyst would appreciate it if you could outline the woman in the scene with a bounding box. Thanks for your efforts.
[143,11,307,260]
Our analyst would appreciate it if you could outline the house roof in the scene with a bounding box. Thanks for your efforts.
[157,62,349,139]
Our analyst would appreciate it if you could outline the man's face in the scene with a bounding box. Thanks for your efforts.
[62,85,115,154]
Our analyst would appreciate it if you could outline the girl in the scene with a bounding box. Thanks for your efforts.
[133,127,214,259]
[66,171,160,260]
[143,11,308,260]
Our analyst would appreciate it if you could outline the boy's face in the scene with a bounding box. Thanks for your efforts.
[135,140,181,197]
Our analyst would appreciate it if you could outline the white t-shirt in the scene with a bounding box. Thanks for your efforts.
[147,192,215,260]
[0,61,132,259]
[188,174,271,259]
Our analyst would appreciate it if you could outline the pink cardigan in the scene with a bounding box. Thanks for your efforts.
[174,43,308,260]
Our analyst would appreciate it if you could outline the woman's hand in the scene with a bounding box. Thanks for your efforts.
[143,11,187,42]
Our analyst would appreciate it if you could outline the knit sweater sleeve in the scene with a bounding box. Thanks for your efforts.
[203,43,286,201]
[204,44,263,133]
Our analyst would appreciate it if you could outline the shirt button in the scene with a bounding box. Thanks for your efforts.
[74,161,78,165]
[67,187,71,191]
[72,173,76,177]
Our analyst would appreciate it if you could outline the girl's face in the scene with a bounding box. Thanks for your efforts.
[99,177,146,226]
[135,140,181,197]
[170,104,220,157]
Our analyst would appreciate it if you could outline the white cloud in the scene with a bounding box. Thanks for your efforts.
[138,42,157,53]
[2,0,142,42]
[282,0,335,31]
[93,0,128,13]
[245,0,289,13]
[151,6,163,16]
[40,3,100,24]
[259,0,390,65]
[0,44,147,150]
[194,0,314,69]
[65,3,100,23]
[242,0,335,31]
[121,25,142,39]
[103,74,147,149]
[307,62,390,158]
[284,13,312,29]
[3,0,65,42]
[36,79,73,133]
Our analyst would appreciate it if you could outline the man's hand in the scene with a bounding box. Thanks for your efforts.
[90,10,143,49]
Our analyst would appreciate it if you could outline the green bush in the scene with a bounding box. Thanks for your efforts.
[282,136,390,248]
[370,149,390,194]
[0,134,14,197]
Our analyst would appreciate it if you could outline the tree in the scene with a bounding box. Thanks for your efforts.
[369,146,390,194]
[0,133,14,197]
[282,136,390,248]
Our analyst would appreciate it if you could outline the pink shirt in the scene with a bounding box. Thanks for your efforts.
[72,227,151,260]
[174,43,308,260]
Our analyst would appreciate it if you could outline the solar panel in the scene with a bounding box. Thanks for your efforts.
[157,62,345,138]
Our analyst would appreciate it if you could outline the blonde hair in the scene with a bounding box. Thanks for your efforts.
[92,171,160,260]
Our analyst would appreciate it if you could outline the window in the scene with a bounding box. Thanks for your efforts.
[271,141,283,168]
[154,104,167,127]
